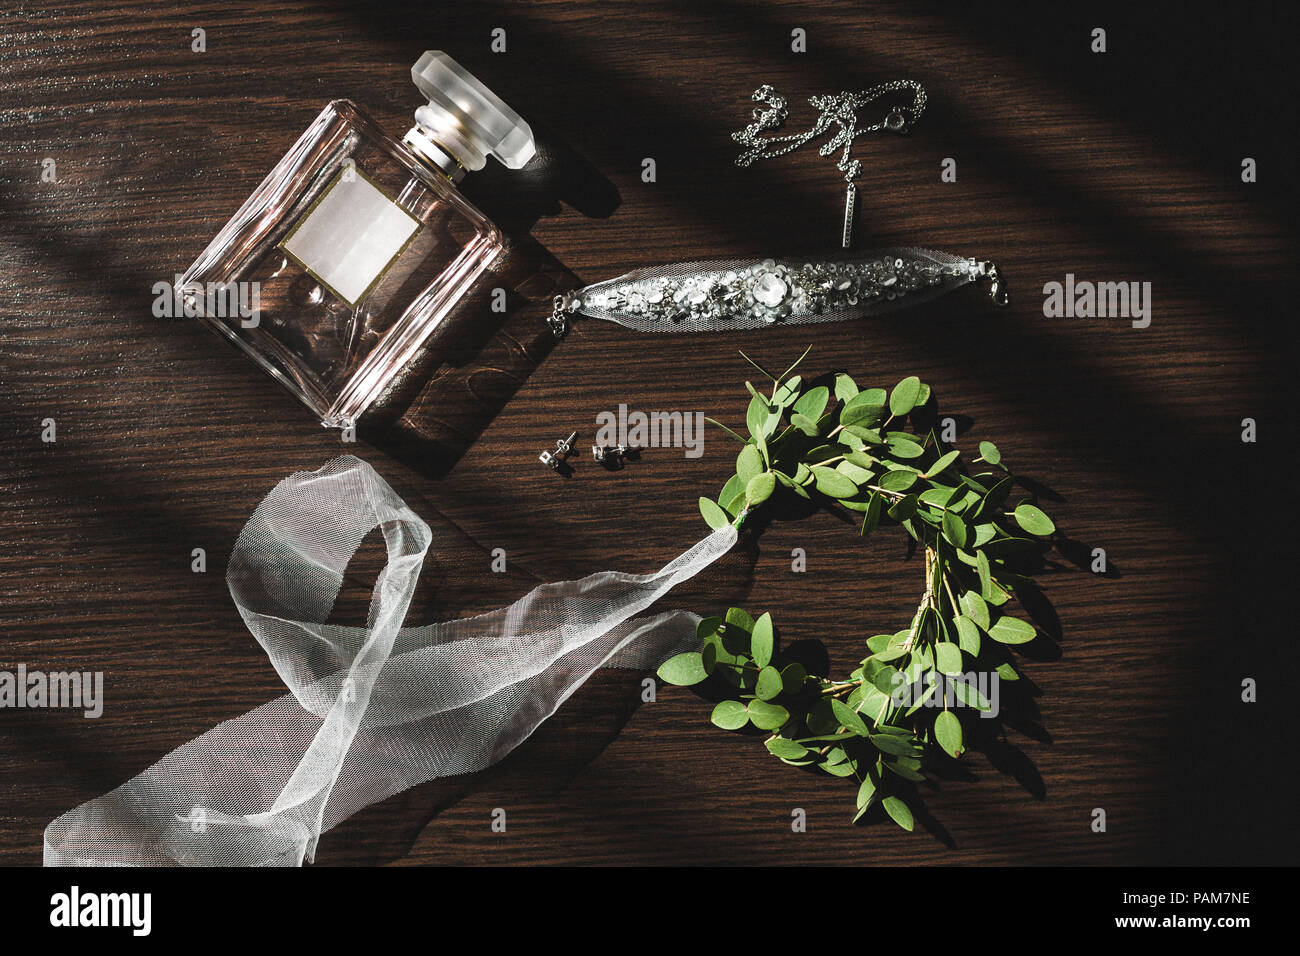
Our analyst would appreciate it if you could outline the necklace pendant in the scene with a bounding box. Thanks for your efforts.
[841,182,857,249]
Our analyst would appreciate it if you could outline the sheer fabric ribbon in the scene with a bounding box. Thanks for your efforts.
[44,456,735,866]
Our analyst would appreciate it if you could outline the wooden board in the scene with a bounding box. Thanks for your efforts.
[1,0,1296,865]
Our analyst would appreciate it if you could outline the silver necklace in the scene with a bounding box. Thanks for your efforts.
[732,81,927,247]
[545,79,1007,339]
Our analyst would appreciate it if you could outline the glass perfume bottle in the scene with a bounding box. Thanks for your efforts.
[179,51,535,426]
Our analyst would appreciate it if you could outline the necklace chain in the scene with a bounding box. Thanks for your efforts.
[732,80,927,183]
[732,80,926,247]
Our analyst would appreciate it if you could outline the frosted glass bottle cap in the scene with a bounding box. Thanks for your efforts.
[409,50,535,172]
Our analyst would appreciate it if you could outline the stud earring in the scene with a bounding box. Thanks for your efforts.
[539,432,578,472]
[591,443,625,465]
[592,443,642,469]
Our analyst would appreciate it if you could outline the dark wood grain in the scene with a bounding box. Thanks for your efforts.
[2,0,1296,866]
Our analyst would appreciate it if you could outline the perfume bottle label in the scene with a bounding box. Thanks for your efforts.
[280,167,421,307]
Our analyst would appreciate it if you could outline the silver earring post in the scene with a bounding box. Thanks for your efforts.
[540,431,578,471]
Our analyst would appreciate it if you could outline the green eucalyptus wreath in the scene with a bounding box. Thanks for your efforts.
[657,349,1057,831]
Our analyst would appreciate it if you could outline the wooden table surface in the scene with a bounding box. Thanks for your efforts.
[2,0,1296,866]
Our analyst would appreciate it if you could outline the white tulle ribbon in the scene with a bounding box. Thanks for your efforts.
[43,455,736,866]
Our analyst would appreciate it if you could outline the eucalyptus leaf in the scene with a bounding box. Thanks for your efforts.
[806,698,838,736]
[941,511,968,549]
[838,430,866,452]
[872,732,917,756]
[725,606,755,633]
[954,615,981,655]
[812,466,858,499]
[698,497,729,531]
[755,666,783,700]
[860,492,884,537]
[746,471,776,506]
[879,470,918,492]
[736,444,764,484]
[976,549,993,598]
[958,473,995,493]
[765,736,810,759]
[872,664,903,696]
[883,759,926,782]
[887,435,925,459]
[793,385,830,421]
[696,616,725,641]
[934,642,963,676]
[842,424,883,444]
[982,536,1036,558]
[719,474,747,515]
[822,760,858,778]
[780,662,807,694]
[775,470,811,499]
[657,651,707,686]
[934,709,963,758]
[887,493,919,521]
[746,394,771,442]
[840,391,887,427]
[831,699,869,737]
[747,699,790,731]
[790,413,820,436]
[975,475,1013,521]
[859,685,893,725]
[751,612,774,667]
[710,699,749,730]
[804,441,840,463]
[950,678,991,711]
[1014,503,1056,536]
[873,723,911,735]
[918,486,956,507]
[836,460,874,485]
[950,487,978,512]
[889,376,922,417]
[856,774,878,809]
[834,372,859,402]
[988,615,1037,644]
[924,449,960,478]
[959,591,990,630]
